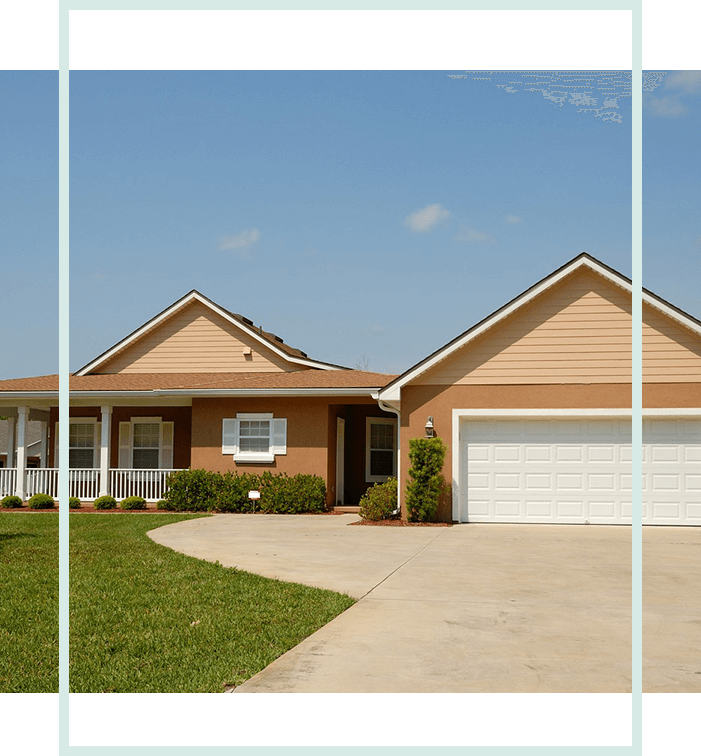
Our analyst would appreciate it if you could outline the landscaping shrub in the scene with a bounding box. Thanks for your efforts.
[162,469,326,514]
[69,497,82,509]
[27,493,55,510]
[359,477,398,521]
[93,495,117,510]
[163,469,219,512]
[1,495,23,509]
[120,496,147,510]
[405,437,449,522]
[155,499,171,511]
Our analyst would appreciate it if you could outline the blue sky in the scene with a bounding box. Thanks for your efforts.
[68,70,632,376]
[11,69,701,380]
[0,71,57,379]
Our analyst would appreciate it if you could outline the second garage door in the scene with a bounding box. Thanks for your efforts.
[458,417,632,524]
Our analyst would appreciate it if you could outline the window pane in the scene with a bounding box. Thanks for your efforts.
[239,420,270,453]
[133,423,160,448]
[69,448,94,468]
[133,448,159,469]
[70,423,95,448]
[370,423,394,451]
[370,450,393,477]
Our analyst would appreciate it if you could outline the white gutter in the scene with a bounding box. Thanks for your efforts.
[376,395,402,516]
[67,387,386,399]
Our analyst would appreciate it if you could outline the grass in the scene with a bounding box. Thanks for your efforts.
[70,514,356,692]
[0,514,58,692]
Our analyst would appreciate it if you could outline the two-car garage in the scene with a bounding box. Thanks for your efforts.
[456,414,701,526]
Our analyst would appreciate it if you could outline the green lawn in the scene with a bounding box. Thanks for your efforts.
[0,514,58,692]
[70,514,356,692]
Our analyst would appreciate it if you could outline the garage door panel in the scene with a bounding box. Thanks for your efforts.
[459,417,632,524]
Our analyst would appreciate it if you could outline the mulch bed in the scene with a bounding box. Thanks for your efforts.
[349,519,452,527]
[0,507,59,513]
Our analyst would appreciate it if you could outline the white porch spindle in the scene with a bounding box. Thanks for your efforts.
[1,468,17,497]
[109,469,179,501]
[25,468,60,499]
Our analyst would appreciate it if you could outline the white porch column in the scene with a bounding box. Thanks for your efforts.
[39,421,48,467]
[99,405,112,496]
[15,406,28,500]
[6,416,15,468]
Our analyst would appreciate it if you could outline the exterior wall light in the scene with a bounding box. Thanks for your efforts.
[425,416,434,438]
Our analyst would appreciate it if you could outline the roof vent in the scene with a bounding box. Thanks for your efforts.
[241,316,254,326]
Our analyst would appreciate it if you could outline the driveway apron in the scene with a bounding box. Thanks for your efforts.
[149,515,631,693]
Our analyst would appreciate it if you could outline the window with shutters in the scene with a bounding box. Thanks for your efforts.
[69,421,98,468]
[132,422,160,469]
[365,417,397,483]
[222,413,287,463]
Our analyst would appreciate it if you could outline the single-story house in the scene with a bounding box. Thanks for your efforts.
[1,252,699,525]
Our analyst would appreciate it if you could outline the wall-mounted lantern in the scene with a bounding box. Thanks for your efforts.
[425,416,434,438]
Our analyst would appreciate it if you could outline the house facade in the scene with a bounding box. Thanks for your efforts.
[1,253,700,525]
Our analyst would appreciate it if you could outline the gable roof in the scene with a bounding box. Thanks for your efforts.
[75,290,347,376]
[379,252,701,401]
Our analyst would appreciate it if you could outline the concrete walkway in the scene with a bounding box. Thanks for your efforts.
[149,514,632,693]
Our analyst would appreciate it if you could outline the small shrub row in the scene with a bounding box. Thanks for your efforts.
[1,494,56,509]
[159,469,326,513]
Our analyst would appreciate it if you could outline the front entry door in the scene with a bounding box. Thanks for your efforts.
[336,417,345,506]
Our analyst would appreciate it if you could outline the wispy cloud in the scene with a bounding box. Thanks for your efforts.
[646,71,701,118]
[504,214,522,224]
[455,225,496,245]
[404,203,450,233]
[219,228,261,252]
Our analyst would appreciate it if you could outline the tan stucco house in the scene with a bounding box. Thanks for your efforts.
[1,252,700,525]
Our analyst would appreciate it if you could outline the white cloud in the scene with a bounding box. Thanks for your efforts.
[664,71,701,93]
[646,71,701,118]
[504,214,522,224]
[219,228,261,251]
[455,225,496,245]
[404,203,450,233]
[646,96,688,117]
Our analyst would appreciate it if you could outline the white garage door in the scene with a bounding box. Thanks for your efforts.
[459,417,632,524]
[643,418,701,525]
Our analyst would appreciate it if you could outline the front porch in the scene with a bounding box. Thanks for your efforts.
[0,466,182,502]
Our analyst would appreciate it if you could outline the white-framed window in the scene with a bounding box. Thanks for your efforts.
[365,417,397,483]
[65,419,100,469]
[117,417,174,470]
[222,413,287,463]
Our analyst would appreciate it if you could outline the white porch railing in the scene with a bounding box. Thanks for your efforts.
[1,468,17,497]
[109,469,180,502]
[69,469,101,500]
[25,468,60,499]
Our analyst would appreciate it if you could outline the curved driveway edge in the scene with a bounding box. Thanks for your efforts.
[149,515,632,693]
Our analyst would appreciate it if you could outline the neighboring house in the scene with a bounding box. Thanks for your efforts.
[0,419,43,468]
[0,252,699,525]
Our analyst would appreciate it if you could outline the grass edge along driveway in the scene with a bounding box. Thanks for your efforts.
[70,513,355,693]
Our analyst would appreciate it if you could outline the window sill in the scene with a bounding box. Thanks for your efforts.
[234,454,275,464]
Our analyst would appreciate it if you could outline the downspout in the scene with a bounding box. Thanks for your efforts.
[374,393,402,517]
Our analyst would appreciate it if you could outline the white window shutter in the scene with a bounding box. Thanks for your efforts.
[222,418,238,455]
[118,422,132,469]
[161,422,174,469]
[95,422,102,468]
[272,418,287,455]
[54,422,59,466]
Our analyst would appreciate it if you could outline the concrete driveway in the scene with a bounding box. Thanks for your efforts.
[643,526,701,693]
[149,514,631,693]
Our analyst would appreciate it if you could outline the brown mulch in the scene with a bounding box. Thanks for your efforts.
[349,519,452,527]
[0,507,59,513]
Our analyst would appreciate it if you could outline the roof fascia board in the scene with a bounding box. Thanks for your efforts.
[68,387,383,398]
[76,291,339,376]
[379,255,632,399]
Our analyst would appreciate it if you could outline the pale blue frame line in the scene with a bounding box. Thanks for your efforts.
[58,0,642,756]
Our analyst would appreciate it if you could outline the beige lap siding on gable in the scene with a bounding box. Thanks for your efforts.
[99,301,304,374]
[643,305,701,382]
[417,271,633,385]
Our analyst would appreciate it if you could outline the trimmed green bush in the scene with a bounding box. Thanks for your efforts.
[120,496,147,510]
[359,477,398,521]
[155,499,171,510]
[162,469,326,514]
[1,495,23,509]
[27,493,55,510]
[69,497,82,509]
[93,495,117,510]
[405,437,449,522]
